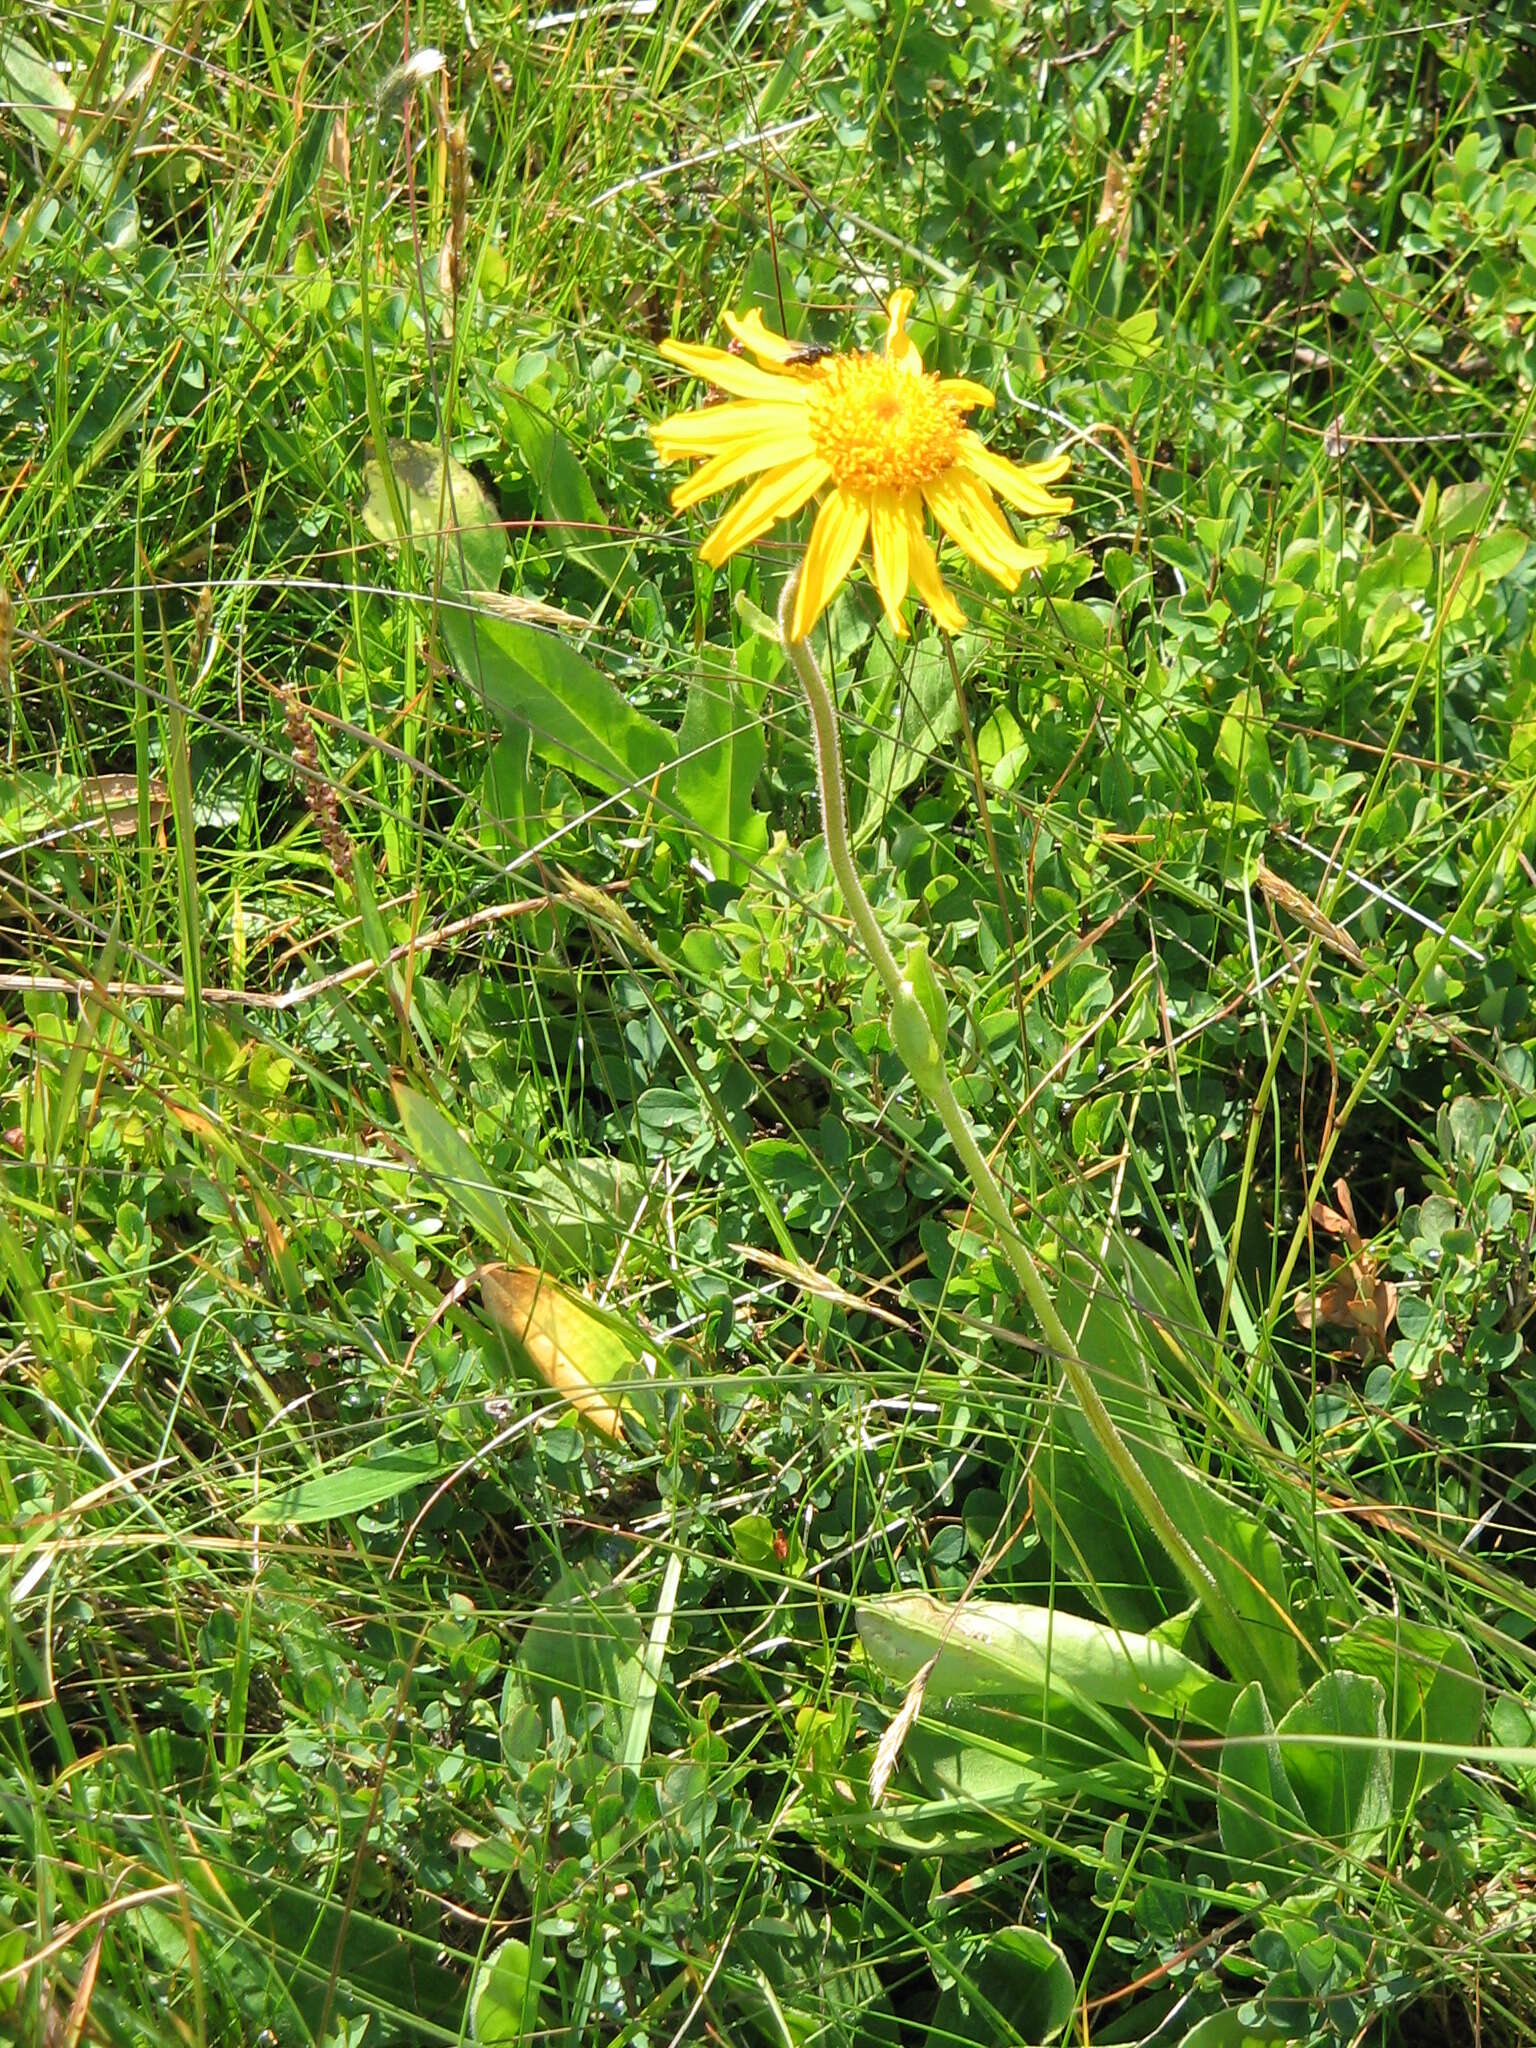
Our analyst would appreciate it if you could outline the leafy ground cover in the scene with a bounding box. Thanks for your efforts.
[3,1,1536,2042]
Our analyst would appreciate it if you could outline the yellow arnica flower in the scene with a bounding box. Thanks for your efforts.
[650,289,1072,641]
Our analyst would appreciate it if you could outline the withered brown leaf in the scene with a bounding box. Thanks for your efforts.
[1293,1178,1398,1360]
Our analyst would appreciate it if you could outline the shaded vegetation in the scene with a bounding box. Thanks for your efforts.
[2,2,1536,2044]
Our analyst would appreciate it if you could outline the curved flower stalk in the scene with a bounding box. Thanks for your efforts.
[650,289,1232,1628]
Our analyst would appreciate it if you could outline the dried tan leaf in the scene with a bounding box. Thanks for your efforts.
[1310,1202,1356,1244]
[473,587,592,632]
[1293,1178,1398,1357]
[1255,858,1366,969]
[869,1654,934,1807]
[736,1243,910,1330]
[60,1918,104,2048]
[1327,1178,1361,1239]
[326,112,351,187]
[75,774,170,842]
[1097,151,1128,228]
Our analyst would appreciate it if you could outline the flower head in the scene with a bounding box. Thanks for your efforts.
[650,290,1072,641]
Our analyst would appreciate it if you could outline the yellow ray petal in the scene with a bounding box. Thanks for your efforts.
[651,400,815,462]
[924,472,1042,587]
[907,521,966,633]
[660,338,805,403]
[936,377,996,411]
[670,428,817,510]
[956,434,1074,516]
[869,489,916,636]
[922,479,1019,586]
[723,307,801,367]
[791,488,871,640]
[698,454,830,568]
[883,288,924,376]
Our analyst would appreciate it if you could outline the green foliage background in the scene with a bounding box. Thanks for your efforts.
[3,1,1536,2043]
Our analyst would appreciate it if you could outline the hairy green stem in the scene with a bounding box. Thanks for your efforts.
[778,572,1224,1614]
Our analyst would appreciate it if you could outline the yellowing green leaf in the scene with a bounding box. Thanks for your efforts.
[361,438,508,591]
[1214,685,1271,789]
[481,1264,654,1439]
[1107,307,1160,364]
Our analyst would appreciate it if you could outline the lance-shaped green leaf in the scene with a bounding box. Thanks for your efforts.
[1,27,135,243]
[1275,1669,1391,1858]
[857,1592,1233,1726]
[1031,1428,1187,1635]
[472,1938,549,2045]
[675,659,767,884]
[854,632,965,846]
[1218,1681,1312,1889]
[244,1443,450,1528]
[501,389,638,597]
[925,1928,1076,2048]
[1176,2015,1292,2047]
[440,595,675,801]
[514,1562,645,1752]
[392,1079,529,1259]
[1332,1615,1483,1811]
[1056,1247,1304,1707]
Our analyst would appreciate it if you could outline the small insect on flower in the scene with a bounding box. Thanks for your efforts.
[650,290,1073,641]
